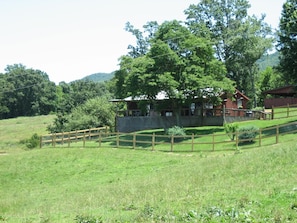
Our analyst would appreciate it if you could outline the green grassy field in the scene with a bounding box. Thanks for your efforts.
[0,115,297,222]
[0,115,55,151]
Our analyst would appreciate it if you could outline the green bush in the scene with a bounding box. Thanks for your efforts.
[166,126,186,142]
[47,96,115,133]
[224,122,238,140]
[20,133,40,149]
[166,126,186,136]
[238,125,259,143]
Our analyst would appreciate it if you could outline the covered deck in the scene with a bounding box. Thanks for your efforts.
[263,85,297,108]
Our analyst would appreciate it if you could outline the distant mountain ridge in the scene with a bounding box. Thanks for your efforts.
[78,53,278,83]
[257,51,279,71]
[81,72,115,82]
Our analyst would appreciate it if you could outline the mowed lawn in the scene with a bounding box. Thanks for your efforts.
[0,115,297,222]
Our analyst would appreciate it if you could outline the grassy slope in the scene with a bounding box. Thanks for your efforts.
[0,116,297,222]
[0,115,55,152]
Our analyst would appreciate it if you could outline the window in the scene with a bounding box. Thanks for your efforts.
[237,98,243,108]
[204,102,213,109]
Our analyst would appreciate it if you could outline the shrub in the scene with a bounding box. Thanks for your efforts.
[0,216,7,221]
[20,133,40,149]
[238,125,259,143]
[224,122,238,140]
[166,126,186,136]
[47,96,115,133]
[165,126,186,142]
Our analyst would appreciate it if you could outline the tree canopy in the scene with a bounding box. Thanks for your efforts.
[277,0,297,84]
[115,20,235,109]
[185,0,273,105]
[0,64,56,119]
[47,96,115,133]
[56,80,110,114]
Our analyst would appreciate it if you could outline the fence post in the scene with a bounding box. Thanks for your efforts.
[133,133,136,149]
[116,132,119,148]
[152,133,155,151]
[171,135,174,152]
[53,133,56,147]
[83,131,86,147]
[51,133,54,146]
[62,132,64,145]
[68,132,71,147]
[191,134,194,152]
[259,129,262,147]
[212,133,215,151]
[40,136,42,148]
[99,131,102,147]
[287,104,290,118]
[271,106,274,120]
[235,131,239,149]
[276,125,279,144]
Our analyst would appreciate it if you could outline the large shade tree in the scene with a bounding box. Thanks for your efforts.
[185,0,273,106]
[277,0,297,84]
[115,20,234,123]
[0,64,56,119]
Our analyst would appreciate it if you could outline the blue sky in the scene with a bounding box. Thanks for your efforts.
[0,0,285,84]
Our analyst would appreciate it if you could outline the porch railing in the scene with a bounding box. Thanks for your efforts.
[117,108,268,119]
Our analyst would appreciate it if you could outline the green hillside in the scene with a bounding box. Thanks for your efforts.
[74,51,277,83]
[257,51,279,71]
[81,72,115,82]
[0,116,296,222]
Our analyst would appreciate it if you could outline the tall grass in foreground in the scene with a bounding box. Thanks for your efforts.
[1,142,297,222]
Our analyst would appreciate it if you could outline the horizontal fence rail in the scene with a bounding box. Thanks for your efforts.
[271,104,297,119]
[41,122,297,152]
[40,127,109,148]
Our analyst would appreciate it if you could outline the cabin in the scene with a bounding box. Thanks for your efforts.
[112,89,252,132]
[263,85,297,108]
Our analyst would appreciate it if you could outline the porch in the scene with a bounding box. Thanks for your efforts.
[263,85,297,108]
[116,108,264,132]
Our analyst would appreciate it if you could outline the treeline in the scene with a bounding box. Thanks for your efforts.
[0,64,116,132]
[0,64,56,118]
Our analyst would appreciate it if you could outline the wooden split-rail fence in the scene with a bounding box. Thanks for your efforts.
[40,127,109,148]
[40,122,297,152]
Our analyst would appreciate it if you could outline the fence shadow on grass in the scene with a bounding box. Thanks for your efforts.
[185,127,224,135]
